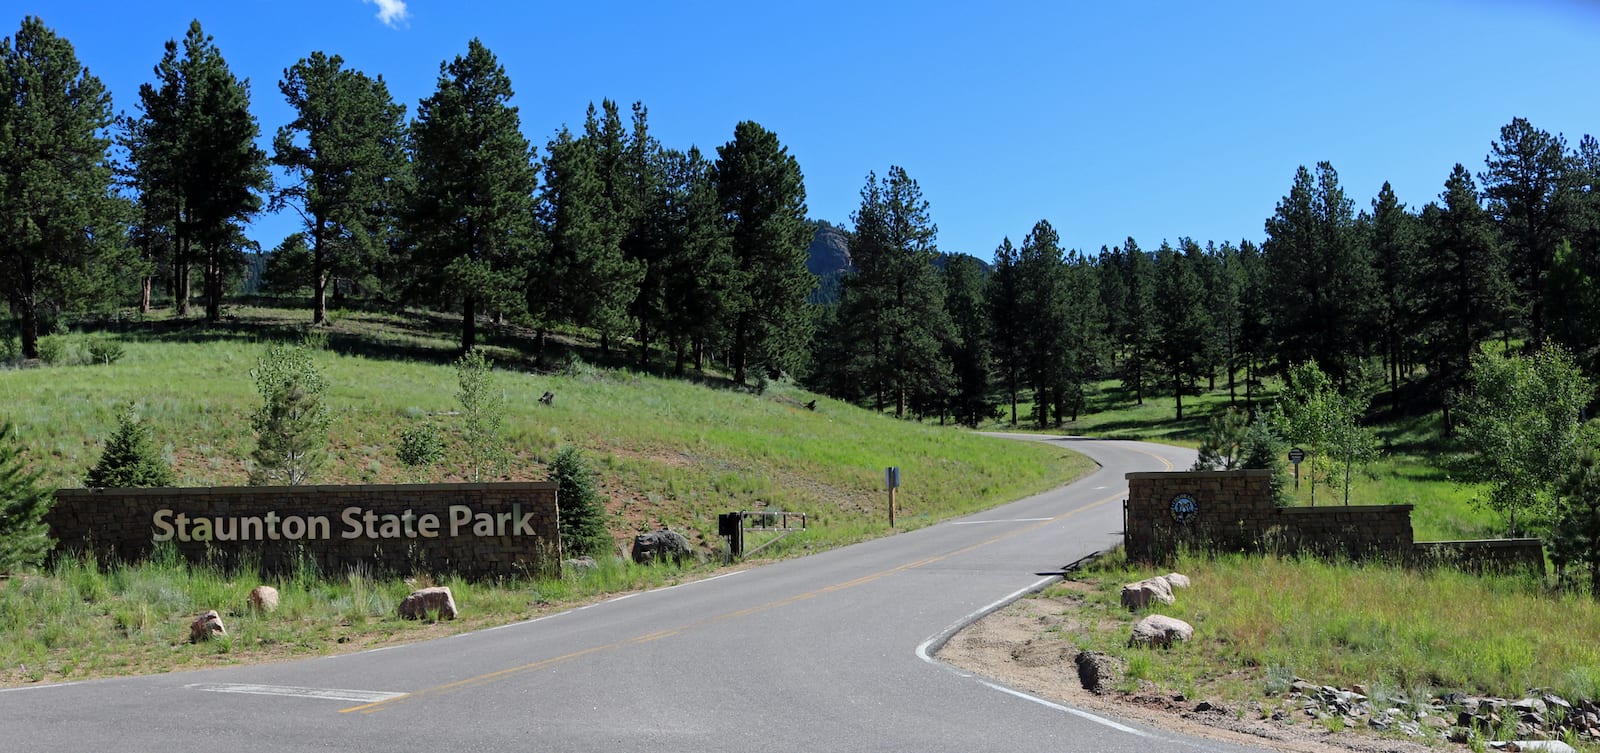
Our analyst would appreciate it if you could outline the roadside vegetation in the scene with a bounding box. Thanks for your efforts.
[0,304,1089,687]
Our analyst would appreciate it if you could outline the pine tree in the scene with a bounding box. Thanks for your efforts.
[547,446,610,558]
[273,51,407,324]
[0,17,131,360]
[407,39,538,353]
[1240,412,1292,507]
[831,167,954,417]
[941,254,996,427]
[124,20,269,322]
[713,121,814,384]
[1418,165,1509,433]
[1119,238,1157,405]
[1152,241,1210,419]
[587,101,648,353]
[1263,163,1374,383]
[1369,181,1422,403]
[0,421,51,572]
[1193,407,1249,471]
[988,238,1025,424]
[1480,117,1570,343]
[1016,221,1070,427]
[657,147,733,374]
[249,344,332,485]
[87,407,175,488]
[1058,250,1106,422]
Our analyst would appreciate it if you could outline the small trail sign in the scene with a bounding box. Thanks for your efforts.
[1288,447,1306,490]
[885,467,900,527]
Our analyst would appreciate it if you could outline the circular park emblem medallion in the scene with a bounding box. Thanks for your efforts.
[1170,493,1198,524]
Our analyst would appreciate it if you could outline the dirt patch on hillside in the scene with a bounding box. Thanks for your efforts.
[938,593,1440,753]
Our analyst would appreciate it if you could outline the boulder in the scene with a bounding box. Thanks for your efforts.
[1129,614,1193,648]
[1162,572,1191,589]
[1073,650,1124,694]
[563,556,598,573]
[632,529,693,565]
[399,586,458,621]
[247,585,280,613]
[1119,577,1175,611]
[189,610,226,642]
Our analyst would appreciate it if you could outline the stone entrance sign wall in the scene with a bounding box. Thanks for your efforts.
[48,482,561,578]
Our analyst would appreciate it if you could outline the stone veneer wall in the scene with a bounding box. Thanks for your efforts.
[1125,470,1412,562]
[1126,471,1544,572]
[48,482,560,579]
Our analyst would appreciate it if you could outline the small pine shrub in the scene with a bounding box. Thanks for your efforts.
[87,407,175,488]
[0,421,53,572]
[548,446,611,558]
[1242,411,1293,506]
[396,422,444,468]
[455,349,508,481]
[249,344,332,485]
[85,339,124,366]
[35,336,66,366]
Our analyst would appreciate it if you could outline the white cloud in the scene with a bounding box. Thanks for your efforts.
[364,0,410,28]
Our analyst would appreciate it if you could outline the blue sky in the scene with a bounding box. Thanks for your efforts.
[18,0,1600,261]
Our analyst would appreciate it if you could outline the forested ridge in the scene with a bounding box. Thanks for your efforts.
[7,14,1600,438]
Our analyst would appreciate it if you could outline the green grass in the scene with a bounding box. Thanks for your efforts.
[0,304,1089,554]
[0,547,705,685]
[1030,549,1600,735]
[0,303,1094,686]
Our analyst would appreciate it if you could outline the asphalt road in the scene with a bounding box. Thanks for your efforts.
[0,435,1282,753]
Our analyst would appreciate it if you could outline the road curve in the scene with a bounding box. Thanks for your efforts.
[3,436,1282,753]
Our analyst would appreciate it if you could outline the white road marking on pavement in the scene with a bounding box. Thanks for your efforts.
[915,575,1150,738]
[949,517,1053,525]
[978,680,1148,736]
[187,683,406,703]
[0,680,88,694]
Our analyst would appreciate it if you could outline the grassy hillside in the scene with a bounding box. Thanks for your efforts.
[1,304,1088,555]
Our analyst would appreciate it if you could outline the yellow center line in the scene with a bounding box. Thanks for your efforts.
[341,489,1128,715]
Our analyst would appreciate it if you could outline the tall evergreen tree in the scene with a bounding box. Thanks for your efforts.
[831,167,954,418]
[657,147,733,374]
[0,16,130,360]
[1418,164,1509,433]
[941,254,996,427]
[1016,220,1069,427]
[1119,238,1158,405]
[988,238,1025,425]
[1207,241,1245,405]
[1262,162,1375,383]
[1058,249,1106,422]
[407,39,539,353]
[1480,117,1570,344]
[1369,181,1423,403]
[1152,241,1211,419]
[1236,239,1271,409]
[273,51,407,323]
[584,100,647,352]
[713,121,814,384]
[125,20,269,322]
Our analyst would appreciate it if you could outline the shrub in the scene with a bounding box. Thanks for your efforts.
[35,336,66,365]
[548,446,611,558]
[396,422,445,469]
[455,349,508,482]
[0,421,53,572]
[86,407,175,488]
[85,338,124,365]
[248,344,332,485]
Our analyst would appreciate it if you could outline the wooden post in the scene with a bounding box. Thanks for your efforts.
[889,486,897,528]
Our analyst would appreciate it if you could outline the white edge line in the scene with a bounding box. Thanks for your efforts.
[914,573,1150,738]
[978,680,1148,736]
[0,679,89,694]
